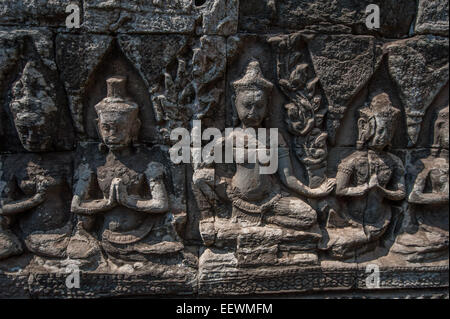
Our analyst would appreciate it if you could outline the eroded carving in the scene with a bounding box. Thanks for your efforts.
[0,0,448,298]
[392,106,449,263]
[70,77,185,269]
[324,93,406,260]
[195,61,335,268]
[0,61,74,261]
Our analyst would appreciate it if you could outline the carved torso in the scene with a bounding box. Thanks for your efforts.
[414,156,449,231]
[229,129,280,202]
[97,151,150,233]
[339,150,404,225]
[3,154,72,234]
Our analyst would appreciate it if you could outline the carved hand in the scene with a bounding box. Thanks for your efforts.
[36,180,48,195]
[110,178,122,207]
[311,178,336,197]
[145,162,165,182]
[33,180,49,203]
[368,174,379,189]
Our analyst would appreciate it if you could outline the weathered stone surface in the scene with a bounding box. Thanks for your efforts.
[0,28,75,153]
[387,36,449,146]
[308,35,383,144]
[240,0,416,38]
[0,0,448,299]
[415,0,449,36]
[83,0,238,35]
[201,0,238,36]
[83,0,197,34]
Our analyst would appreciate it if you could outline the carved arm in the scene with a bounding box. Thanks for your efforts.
[278,146,335,198]
[376,161,406,201]
[335,167,369,197]
[408,169,448,205]
[71,163,117,216]
[117,162,169,213]
[1,192,46,216]
[0,178,46,216]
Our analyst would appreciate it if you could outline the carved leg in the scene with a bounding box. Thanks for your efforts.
[268,197,317,230]
[67,216,102,262]
[192,168,218,246]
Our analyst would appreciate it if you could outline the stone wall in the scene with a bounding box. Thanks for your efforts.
[0,0,448,298]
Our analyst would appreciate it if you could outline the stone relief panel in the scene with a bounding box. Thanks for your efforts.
[0,0,448,298]
[69,76,194,276]
[0,153,73,264]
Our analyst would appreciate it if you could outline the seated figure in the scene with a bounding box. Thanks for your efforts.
[0,61,73,260]
[193,61,335,267]
[70,76,183,264]
[392,106,449,263]
[324,93,406,260]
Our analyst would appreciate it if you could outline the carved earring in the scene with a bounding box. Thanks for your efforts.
[94,119,107,152]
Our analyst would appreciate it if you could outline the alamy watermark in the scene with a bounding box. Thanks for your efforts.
[65,3,381,31]
[365,264,381,289]
[170,121,279,175]
[66,3,80,29]
[366,4,380,29]
[65,261,80,289]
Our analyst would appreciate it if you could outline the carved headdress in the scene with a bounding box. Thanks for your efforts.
[95,76,141,146]
[232,61,274,94]
[94,76,139,117]
[433,105,449,149]
[10,61,58,119]
[357,93,400,149]
[359,93,400,122]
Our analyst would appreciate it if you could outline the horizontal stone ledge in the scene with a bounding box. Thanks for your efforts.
[0,266,447,298]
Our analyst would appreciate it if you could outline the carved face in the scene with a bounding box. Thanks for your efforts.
[235,89,268,128]
[10,61,58,152]
[369,116,394,150]
[436,110,449,150]
[437,121,449,149]
[98,112,137,149]
[13,112,54,152]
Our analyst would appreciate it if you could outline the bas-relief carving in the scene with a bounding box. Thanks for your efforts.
[387,36,449,147]
[0,0,448,297]
[195,61,335,268]
[324,93,406,260]
[0,61,74,261]
[70,76,190,271]
[391,106,449,263]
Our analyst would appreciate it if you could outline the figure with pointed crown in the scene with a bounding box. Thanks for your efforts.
[323,92,406,260]
[392,105,449,263]
[0,61,73,262]
[70,76,185,267]
[194,60,335,267]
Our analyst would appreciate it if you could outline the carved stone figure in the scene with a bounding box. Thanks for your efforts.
[0,61,73,260]
[9,61,59,152]
[194,61,335,267]
[70,76,183,265]
[392,106,449,262]
[0,0,449,298]
[324,93,406,260]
